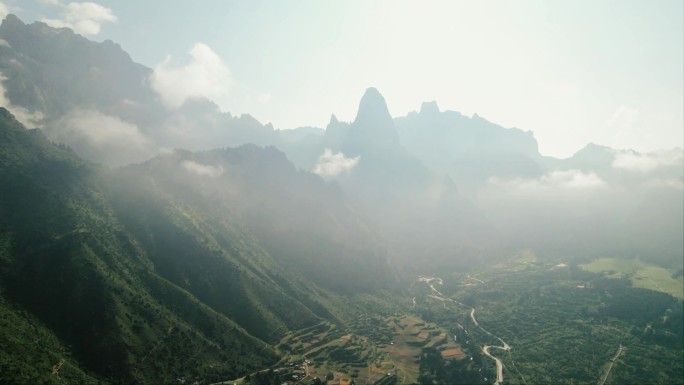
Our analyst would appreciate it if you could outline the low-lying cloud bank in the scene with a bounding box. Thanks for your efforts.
[488,169,606,194]
[314,148,360,177]
[49,108,157,166]
[612,148,683,172]
[0,73,44,128]
[182,160,224,178]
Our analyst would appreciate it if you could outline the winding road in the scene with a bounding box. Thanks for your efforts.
[471,309,510,351]
[419,276,511,385]
[598,345,625,385]
[482,346,504,385]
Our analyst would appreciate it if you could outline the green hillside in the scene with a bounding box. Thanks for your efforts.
[0,108,394,383]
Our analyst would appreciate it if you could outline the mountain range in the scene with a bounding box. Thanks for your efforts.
[0,14,682,384]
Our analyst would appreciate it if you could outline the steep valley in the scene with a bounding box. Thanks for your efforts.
[0,12,682,385]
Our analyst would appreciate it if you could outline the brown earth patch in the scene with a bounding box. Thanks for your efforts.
[441,348,465,359]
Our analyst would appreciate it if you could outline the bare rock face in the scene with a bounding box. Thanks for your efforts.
[344,87,401,155]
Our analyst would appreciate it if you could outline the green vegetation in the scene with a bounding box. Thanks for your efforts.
[238,254,682,385]
[1,106,682,385]
[0,110,394,383]
[412,257,684,384]
[270,311,464,385]
[0,293,103,384]
[0,109,284,383]
[581,257,684,299]
[1,12,682,385]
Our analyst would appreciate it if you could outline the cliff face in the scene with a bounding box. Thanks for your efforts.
[0,14,154,117]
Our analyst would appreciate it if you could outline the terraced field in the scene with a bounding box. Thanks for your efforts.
[224,254,682,385]
[272,314,464,385]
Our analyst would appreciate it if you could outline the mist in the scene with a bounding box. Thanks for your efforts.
[0,14,681,273]
[1,8,682,385]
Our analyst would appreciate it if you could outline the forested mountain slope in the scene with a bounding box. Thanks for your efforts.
[0,108,394,383]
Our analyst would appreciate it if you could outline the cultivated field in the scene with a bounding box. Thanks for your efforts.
[581,257,684,299]
[274,313,464,385]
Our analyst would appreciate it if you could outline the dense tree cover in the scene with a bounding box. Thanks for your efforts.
[0,109,285,383]
[417,347,484,385]
[1,12,682,385]
[0,109,398,383]
[413,263,683,384]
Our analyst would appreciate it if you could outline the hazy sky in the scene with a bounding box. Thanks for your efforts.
[4,0,683,157]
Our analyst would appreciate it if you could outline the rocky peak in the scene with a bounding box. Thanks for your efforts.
[345,88,400,153]
[353,87,393,129]
[0,14,24,29]
[419,101,440,115]
[329,114,339,126]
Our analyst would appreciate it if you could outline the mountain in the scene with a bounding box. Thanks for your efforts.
[0,12,682,384]
[0,108,397,383]
[394,102,544,191]
[331,88,431,201]
[276,84,682,272]
[343,87,401,154]
[2,12,680,272]
[0,15,285,166]
[280,88,499,273]
[0,14,154,119]
[113,144,397,295]
[0,108,282,383]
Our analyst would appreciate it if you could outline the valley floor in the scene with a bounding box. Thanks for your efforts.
[218,253,683,385]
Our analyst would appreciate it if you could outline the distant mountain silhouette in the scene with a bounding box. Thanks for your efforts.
[0,14,284,165]
[0,14,682,384]
[395,104,543,188]
[0,14,154,118]
[343,87,401,154]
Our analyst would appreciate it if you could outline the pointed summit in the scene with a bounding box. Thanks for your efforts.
[354,87,393,128]
[345,88,400,154]
[0,14,25,38]
[1,14,24,28]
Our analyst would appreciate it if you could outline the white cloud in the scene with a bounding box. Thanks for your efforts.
[612,149,683,172]
[0,2,8,21]
[42,2,117,36]
[257,92,272,103]
[50,109,155,166]
[490,169,606,192]
[606,105,640,129]
[644,178,684,190]
[150,43,232,109]
[182,160,224,178]
[313,148,360,177]
[542,79,579,98]
[0,73,44,127]
[0,38,10,48]
[59,109,147,147]
[541,170,606,189]
[604,105,643,145]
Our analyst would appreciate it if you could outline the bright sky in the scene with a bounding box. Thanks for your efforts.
[4,0,683,157]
